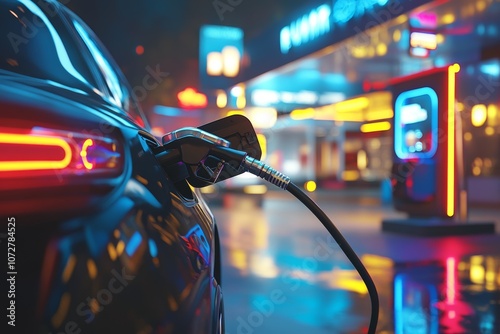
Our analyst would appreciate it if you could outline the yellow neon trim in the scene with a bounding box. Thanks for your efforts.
[447,64,460,217]
[335,97,369,113]
[334,113,365,122]
[360,121,391,133]
[0,133,72,171]
[290,108,315,120]
[365,109,394,121]
[80,138,94,170]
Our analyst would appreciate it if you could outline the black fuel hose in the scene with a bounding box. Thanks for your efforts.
[243,156,379,334]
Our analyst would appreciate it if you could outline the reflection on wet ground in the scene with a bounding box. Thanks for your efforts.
[211,190,500,334]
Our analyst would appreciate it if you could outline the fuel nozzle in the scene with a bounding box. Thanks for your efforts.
[155,125,291,189]
[154,127,247,187]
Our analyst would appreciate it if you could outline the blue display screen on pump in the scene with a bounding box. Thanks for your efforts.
[394,87,438,160]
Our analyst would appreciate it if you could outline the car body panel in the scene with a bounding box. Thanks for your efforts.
[1,1,222,333]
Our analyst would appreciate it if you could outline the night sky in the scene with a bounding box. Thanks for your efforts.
[65,0,320,109]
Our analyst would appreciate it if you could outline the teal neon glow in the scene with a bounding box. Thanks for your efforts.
[280,0,393,54]
[280,4,331,54]
[201,25,243,40]
[394,87,439,160]
[332,0,389,24]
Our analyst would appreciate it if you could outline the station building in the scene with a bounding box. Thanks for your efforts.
[211,0,500,205]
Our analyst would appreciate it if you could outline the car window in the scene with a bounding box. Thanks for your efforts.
[1,0,150,129]
[0,0,99,93]
[68,14,149,129]
[72,20,124,107]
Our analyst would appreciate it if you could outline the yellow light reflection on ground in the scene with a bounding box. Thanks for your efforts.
[229,249,248,274]
[317,270,368,294]
[250,254,279,278]
[226,202,271,277]
[361,254,394,269]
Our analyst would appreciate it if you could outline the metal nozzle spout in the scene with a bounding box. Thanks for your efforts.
[243,156,290,190]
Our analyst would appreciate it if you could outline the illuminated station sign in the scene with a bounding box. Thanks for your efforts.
[280,0,391,54]
[199,25,244,89]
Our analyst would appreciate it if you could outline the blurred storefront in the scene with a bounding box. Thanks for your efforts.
[209,0,500,204]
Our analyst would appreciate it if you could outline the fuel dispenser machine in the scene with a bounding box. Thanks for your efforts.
[382,65,495,236]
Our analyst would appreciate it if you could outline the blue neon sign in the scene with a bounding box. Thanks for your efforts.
[332,0,389,24]
[280,4,331,54]
[280,0,392,54]
[394,87,439,160]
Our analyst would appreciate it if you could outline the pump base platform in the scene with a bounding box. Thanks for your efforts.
[382,218,496,237]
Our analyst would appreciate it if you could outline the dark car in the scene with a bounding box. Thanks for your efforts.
[1,1,224,333]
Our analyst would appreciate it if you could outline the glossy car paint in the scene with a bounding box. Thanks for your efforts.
[1,0,222,333]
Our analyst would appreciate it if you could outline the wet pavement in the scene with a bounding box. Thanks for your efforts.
[210,189,500,334]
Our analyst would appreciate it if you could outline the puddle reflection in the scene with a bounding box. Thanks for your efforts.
[391,255,500,334]
[217,195,500,333]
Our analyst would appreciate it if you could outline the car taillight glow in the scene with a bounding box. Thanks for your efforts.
[0,128,123,178]
[80,138,94,170]
[0,132,72,171]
